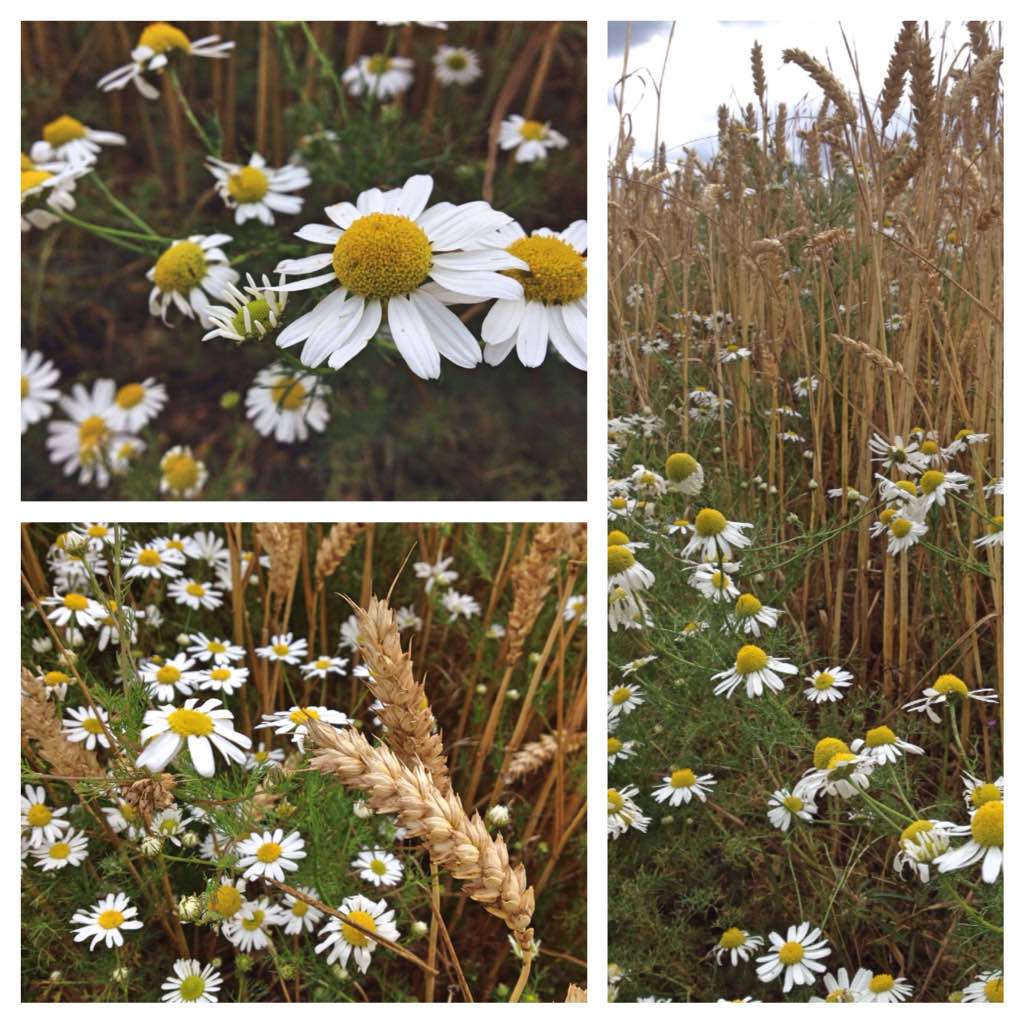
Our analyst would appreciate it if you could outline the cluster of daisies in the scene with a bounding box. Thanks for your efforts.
[21,524,440,998]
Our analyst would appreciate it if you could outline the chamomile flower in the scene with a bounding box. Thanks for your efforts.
[150,804,192,847]
[414,555,458,592]
[944,428,989,458]
[652,768,717,806]
[122,540,185,580]
[301,655,348,681]
[207,152,310,226]
[664,451,704,495]
[682,508,753,562]
[629,464,667,497]
[861,972,914,1002]
[935,800,1003,883]
[712,644,798,699]
[962,970,1004,1003]
[433,46,482,86]
[767,789,816,832]
[793,375,818,399]
[902,673,999,723]
[160,959,223,1003]
[718,342,752,363]
[803,666,853,703]
[45,379,129,489]
[70,892,143,950]
[281,885,325,935]
[274,175,525,379]
[202,274,288,343]
[499,114,568,163]
[728,593,780,637]
[798,750,874,800]
[754,922,831,993]
[868,432,928,476]
[98,23,234,100]
[974,515,1004,549]
[102,800,144,839]
[714,928,765,966]
[962,772,1004,811]
[608,545,655,593]
[223,897,285,952]
[608,683,644,720]
[257,706,350,752]
[21,784,70,847]
[196,664,249,696]
[43,590,104,629]
[607,735,637,765]
[62,705,110,749]
[689,563,740,602]
[621,654,657,677]
[21,350,61,433]
[315,894,400,973]
[246,743,286,772]
[159,445,208,499]
[916,468,971,508]
[186,633,245,666]
[882,510,928,554]
[255,633,308,665]
[98,378,166,433]
[136,698,251,777]
[851,725,923,765]
[168,577,224,612]
[396,605,424,631]
[30,114,125,167]
[442,590,481,621]
[140,653,198,702]
[479,220,587,370]
[39,669,70,700]
[342,55,414,98]
[21,155,87,231]
[352,849,404,887]
[245,363,330,444]
[147,234,238,328]
[665,518,693,538]
[893,819,952,883]
[608,587,653,632]
[608,786,651,837]
[236,829,307,883]
[810,967,871,1002]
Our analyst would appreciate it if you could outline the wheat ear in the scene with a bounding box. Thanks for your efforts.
[503,731,586,784]
[315,523,363,584]
[21,668,101,777]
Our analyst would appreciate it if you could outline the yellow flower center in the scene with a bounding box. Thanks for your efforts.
[813,737,850,770]
[138,548,162,567]
[608,545,636,575]
[608,737,623,755]
[82,716,104,735]
[919,469,945,494]
[890,518,913,538]
[49,841,71,859]
[971,783,1002,808]
[782,795,804,813]
[869,974,895,994]
[879,507,898,526]
[865,725,896,748]
[156,664,182,685]
[179,976,206,1001]
[610,496,627,510]
[607,530,629,546]
[77,415,109,453]
[341,909,377,947]
[227,165,269,203]
[370,857,388,875]
[211,883,243,916]
[366,54,393,75]
[242,909,265,931]
[827,752,856,770]
[138,22,191,54]
[719,927,747,949]
[670,768,697,789]
[63,593,89,611]
[607,789,625,812]
[253,750,268,762]
[445,52,468,70]
[825,989,853,1003]
[21,375,30,398]
[610,686,633,706]
[984,977,1004,1003]
[695,508,727,537]
[97,908,125,930]
[332,212,432,299]
[900,819,935,843]
[256,841,282,863]
[44,670,69,686]
[270,377,307,412]
[970,800,1003,847]
[894,480,917,496]
[231,298,273,338]
[43,114,88,146]
[920,439,940,455]
[153,241,208,295]
[291,899,309,917]
[989,516,1004,532]
[813,672,835,690]
[933,674,968,697]
[166,708,214,737]
[289,707,320,724]
[208,641,226,654]
[163,451,200,492]
[314,658,331,669]
[116,383,146,409]
[27,803,52,826]
[778,940,805,966]
[211,668,231,682]
[673,518,690,528]
[273,643,291,656]
[21,169,52,195]
[735,644,768,675]
[518,119,546,140]
[186,582,206,597]
[735,593,762,617]
[504,235,587,305]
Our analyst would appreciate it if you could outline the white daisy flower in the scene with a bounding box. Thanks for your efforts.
[962,970,1003,1003]
[21,350,61,433]
[21,784,70,847]
[682,508,753,562]
[962,772,1004,811]
[338,614,361,651]
[188,530,230,567]
[902,672,999,724]
[167,577,224,612]
[62,704,111,749]
[342,54,414,98]
[664,518,693,538]
[499,114,568,163]
[607,785,651,838]
[246,742,286,772]
[859,971,914,1003]
[122,540,185,580]
[186,633,246,665]
[21,154,87,231]
[302,655,348,681]
[236,828,307,883]
[433,45,482,85]
[973,515,1004,549]
[718,342,752,363]
[607,735,637,765]
[245,362,330,444]
[103,378,167,433]
[274,174,525,379]
[728,593,780,637]
[755,922,831,993]
[608,587,653,633]
[935,800,1003,883]
[160,959,223,1003]
[70,892,143,950]
[223,897,285,952]
[352,849,404,887]
[797,750,874,800]
[33,827,89,871]
[916,468,971,508]
[139,653,198,702]
[851,725,924,764]
[767,788,816,832]
[202,273,289,344]
[207,152,310,225]
[652,768,717,806]
[793,375,818,399]
[689,563,740,603]
[714,928,765,966]
[147,234,239,328]
[43,590,104,629]
[479,220,586,370]
[621,655,657,677]
[44,379,131,489]
[30,113,125,167]
[159,445,208,499]
[196,664,249,695]
[150,804,193,847]
[135,697,251,777]
[712,644,798,699]
[608,545,655,594]
[893,819,952,883]
[98,22,234,100]
[607,683,643,720]
[38,668,70,700]
[563,594,587,625]
[868,432,928,476]
[664,451,704,495]
[414,555,458,592]
[281,885,325,935]
[810,966,871,1003]
[316,894,400,974]
[255,633,308,664]
[256,705,350,752]
[442,589,481,621]
[102,800,144,839]
[803,666,854,703]
[943,428,989,458]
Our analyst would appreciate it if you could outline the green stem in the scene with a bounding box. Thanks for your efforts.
[167,66,218,156]
[299,21,348,124]
[56,212,150,253]
[89,172,166,239]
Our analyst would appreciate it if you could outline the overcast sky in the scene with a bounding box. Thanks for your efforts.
[608,20,983,164]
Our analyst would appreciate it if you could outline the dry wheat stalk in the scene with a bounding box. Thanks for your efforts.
[350,595,450,793]
[254,523,304,606]
[314,523,363,584]
[505,523,571,668]
[503,731,586,784]
[306,719,535,947]
[21,668,101,777]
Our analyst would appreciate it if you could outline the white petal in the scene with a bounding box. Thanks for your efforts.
[409,291,481,368]
[387,295,441,380]
[516,302,549,367]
